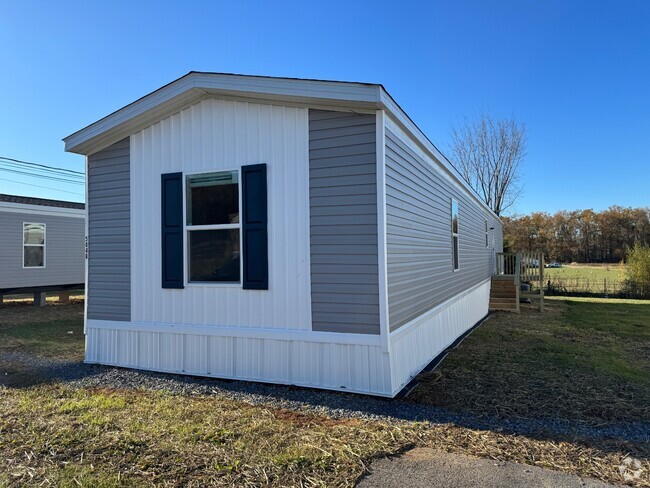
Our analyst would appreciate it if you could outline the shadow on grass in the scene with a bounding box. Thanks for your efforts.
[1,298,649,460]
[3,356,648,450]
[409,299,649,425]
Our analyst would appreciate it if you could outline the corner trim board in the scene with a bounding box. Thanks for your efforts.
[376,109,390,353]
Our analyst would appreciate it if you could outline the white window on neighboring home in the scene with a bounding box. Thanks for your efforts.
[23,223,46,268]
[451,199,459,271]
[185,170,241,284]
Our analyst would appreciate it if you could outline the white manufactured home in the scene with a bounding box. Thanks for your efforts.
[64,72,503,397]
[0,194,85,301]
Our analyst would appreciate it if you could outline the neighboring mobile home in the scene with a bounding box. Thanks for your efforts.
[64,72,503,397]
[0,194,85,302]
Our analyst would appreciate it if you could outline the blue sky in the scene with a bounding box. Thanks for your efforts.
[1,0,648,215]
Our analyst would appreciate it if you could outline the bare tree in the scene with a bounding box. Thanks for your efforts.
[450,113,526,216]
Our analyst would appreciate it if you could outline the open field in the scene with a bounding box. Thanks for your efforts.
[544,264,624,281]
[541,264,629,296]
[0,298,648,486]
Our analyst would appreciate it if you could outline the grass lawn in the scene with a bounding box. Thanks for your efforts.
[544,264,624,282]
[0,298,649,486]
[543,264,627,295]
[409,297,649,425]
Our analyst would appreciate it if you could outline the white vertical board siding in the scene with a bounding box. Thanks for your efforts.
[85,325,392,396]
[389,279,490,395]
[131,99,312,330]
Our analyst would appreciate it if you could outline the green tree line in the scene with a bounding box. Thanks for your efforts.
[503,206,650,263]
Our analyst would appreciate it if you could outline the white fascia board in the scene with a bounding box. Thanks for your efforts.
[193,72,381,103]
[64,72,382,156]
[0,201,85,218]
[63,71,500,223]
[64,76,202,155]
[378,88,501,222]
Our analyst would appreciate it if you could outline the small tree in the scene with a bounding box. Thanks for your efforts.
[624,244,650,298]
[450,113,526,216]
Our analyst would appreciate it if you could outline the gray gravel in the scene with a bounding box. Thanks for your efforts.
[2,352,649,444]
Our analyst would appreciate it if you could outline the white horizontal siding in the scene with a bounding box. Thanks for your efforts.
[131,98,312,330]
[85,321,392,396]
[388,279,490,395]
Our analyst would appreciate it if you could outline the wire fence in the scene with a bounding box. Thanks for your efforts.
[530,276,649,299]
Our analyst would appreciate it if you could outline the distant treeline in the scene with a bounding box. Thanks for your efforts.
[503,206,650,263]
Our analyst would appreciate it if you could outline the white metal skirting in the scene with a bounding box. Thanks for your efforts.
[85,323,392,396]
[84,279,489,398]
[388,278,491,395]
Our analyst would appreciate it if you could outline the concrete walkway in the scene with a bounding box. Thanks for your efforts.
[357,448,619,488]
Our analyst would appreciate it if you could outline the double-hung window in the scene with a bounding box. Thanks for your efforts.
[451,199,459,271]
[24,223,46,268]
[186,171,241,283]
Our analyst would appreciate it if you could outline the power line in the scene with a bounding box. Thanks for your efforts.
[0,156,84,176]
[0,165,85,185]
[0,176,85,198]
[0,159,85,180]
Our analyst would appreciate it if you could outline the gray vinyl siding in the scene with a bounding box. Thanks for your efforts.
[309,110,380,335]
[493,219,504,253]
[0,211,84,289]
[87,138,131,321]
[386,129,502,331]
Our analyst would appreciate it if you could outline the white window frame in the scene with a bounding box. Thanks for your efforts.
[23,222,46,269]
[451,199,459,271]
[183,168,243,287]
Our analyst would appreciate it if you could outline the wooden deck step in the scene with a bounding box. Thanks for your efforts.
[492,290,517,296]
[490,276,520,313]
[489,298,518,306]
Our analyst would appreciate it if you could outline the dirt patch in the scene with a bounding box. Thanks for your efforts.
[271,408,361,428]
[0,360,41,388]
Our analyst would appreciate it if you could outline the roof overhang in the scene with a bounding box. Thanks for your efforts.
[64,71,501,221]
[63,72,383,156]
[0,200,85,218]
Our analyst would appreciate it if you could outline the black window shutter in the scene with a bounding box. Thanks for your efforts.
[242,164,268,290]
[161,172,184,289]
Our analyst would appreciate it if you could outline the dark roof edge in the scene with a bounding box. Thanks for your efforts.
[63,71,381,142]
[0,193,85,210]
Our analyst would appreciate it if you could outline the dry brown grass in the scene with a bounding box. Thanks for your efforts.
[0,386,423,487]
[0,386,648,487]
[409,298,650,425]
[424,424,649,486]
[0,299,648,486]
